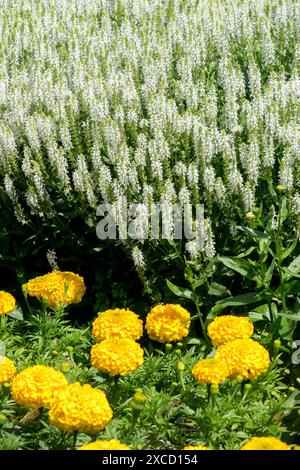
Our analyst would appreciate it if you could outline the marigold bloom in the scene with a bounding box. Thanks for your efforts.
[240,437,290,450]
[0,356,17,384]
[23,271,85,309]
[92,308,143,341]
[183,445,210,450]
[91,339,144,376]
[78,440,130,450]
[0,291,16,316]
[216,338,270,380]
[49,382,113,433]
[146,304,190,343]
[192,358,229,385]
[12,365,68,408]
[207,315,253,346]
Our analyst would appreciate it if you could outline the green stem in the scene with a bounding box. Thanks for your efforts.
[72,430,79,449]
[195,302,209,347]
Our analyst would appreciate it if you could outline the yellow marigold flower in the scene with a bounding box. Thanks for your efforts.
[207,315,254,346]
[78,440,130,450]
[49,382,113,433]
[146,304,190,343]
[91,339,144,376]
[216,338,270,380]
[240,437,290,450]
[192,358,229,385]
[0,291,16,316]
[23,271,85,309]
[183,445,210,450]
[92,308,143,341]
[12,365,68,409]
[0,356,17,384]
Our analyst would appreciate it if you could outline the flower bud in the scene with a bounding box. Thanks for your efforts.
[273,339,281,353]
[276,184,286,192]
[244,383,251,392]
[177,361,185,371]
[60,361,71,373]
[236,375,244,383]
[165,343,172,351]
[177,342,183,349]
[175,349,181,356]
[133,391,148,404]
[66,346,73,354]
[0,413,7,425]
[245,211,255,220]
[210,384,219,395]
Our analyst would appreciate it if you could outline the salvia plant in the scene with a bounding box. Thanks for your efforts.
[0,0,299,290]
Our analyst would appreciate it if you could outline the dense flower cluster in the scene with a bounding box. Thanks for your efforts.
[49,382,113,433]
[92,308,143,341]
[91,339,144,376]
[192,358,229,385]
[12,365,68,408]
[207,315,254,346]
[216,338,270,380]
[146,304,190,343]
[0,356,16,384]
[0,291,16,316]
[78,440,130,450]
[240,437,290,450]
[1,1,299,273]
[23,271,85,309]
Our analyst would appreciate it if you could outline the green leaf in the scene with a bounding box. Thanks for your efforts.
[238,226,269,239]
[280,239,297,261]
[0,341,6,356]
[236,246,256,258]
[265,259,275,284]
[206,291,264,324]
[166,279,193,300]
[275,280,300,297]
[7,305,24,320]
[249,304,272,322]
[192,278,206,289]
[218,256,259,281]
[285,255,300,279]
[208,282,231,297]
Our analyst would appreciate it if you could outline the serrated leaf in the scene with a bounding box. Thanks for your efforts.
[7,305,23,320]
[166,279,193,300]
[0,341,6,356]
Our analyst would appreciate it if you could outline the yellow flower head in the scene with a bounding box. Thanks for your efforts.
[192,358,229,385]
[23,271,85,309]
[240,437,290,450]
[0,291,16,316]
[0,356,17,384]
[146,304,190,343]
[216,338,270,380]
[207,315,254,346]
[49,382,113,433]
[91,339,144,376]
[12,365,68,408]
[183,445,210,450]
[78,440,130,450]
[92,308,143,341]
